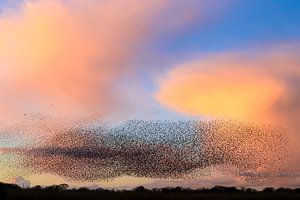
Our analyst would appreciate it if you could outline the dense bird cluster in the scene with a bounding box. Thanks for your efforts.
[0,119,289,182]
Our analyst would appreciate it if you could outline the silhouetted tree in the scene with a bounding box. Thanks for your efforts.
[31,185,42,190]
[77,187,89,191]
[58,184,69,190]
[0,182,19,190]
[44,184,69,191]
[276,187,293,193]
[263,187,275,193]
[294,188,300,193]
[174,186,183,192]
[210,186,239,193]
[245,188,257,193]
[134,186,147,192]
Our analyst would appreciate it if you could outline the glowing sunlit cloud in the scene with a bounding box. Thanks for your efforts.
[155,46,300,125]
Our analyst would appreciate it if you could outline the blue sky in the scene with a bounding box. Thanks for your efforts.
[153,0,300,55]
[133,0,300,113]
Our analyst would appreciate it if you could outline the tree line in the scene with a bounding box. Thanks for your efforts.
[1,182,300,200]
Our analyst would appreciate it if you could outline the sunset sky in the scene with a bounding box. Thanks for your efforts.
[1,0,300,189]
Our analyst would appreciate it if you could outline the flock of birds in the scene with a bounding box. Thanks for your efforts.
[0,118,289,183]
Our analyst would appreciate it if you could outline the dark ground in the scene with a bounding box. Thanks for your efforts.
[1,183,300,200]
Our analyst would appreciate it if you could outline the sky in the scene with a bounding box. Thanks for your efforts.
[1,0,300,189]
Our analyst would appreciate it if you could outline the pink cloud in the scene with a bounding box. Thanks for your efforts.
[0,0,206,121]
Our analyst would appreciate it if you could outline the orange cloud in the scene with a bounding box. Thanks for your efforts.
[156,47,300,125]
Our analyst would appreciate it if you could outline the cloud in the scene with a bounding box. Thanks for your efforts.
[0,0,161,119]
[0,0,214,120]
[155,45,300,127]
[156,62,283,122]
